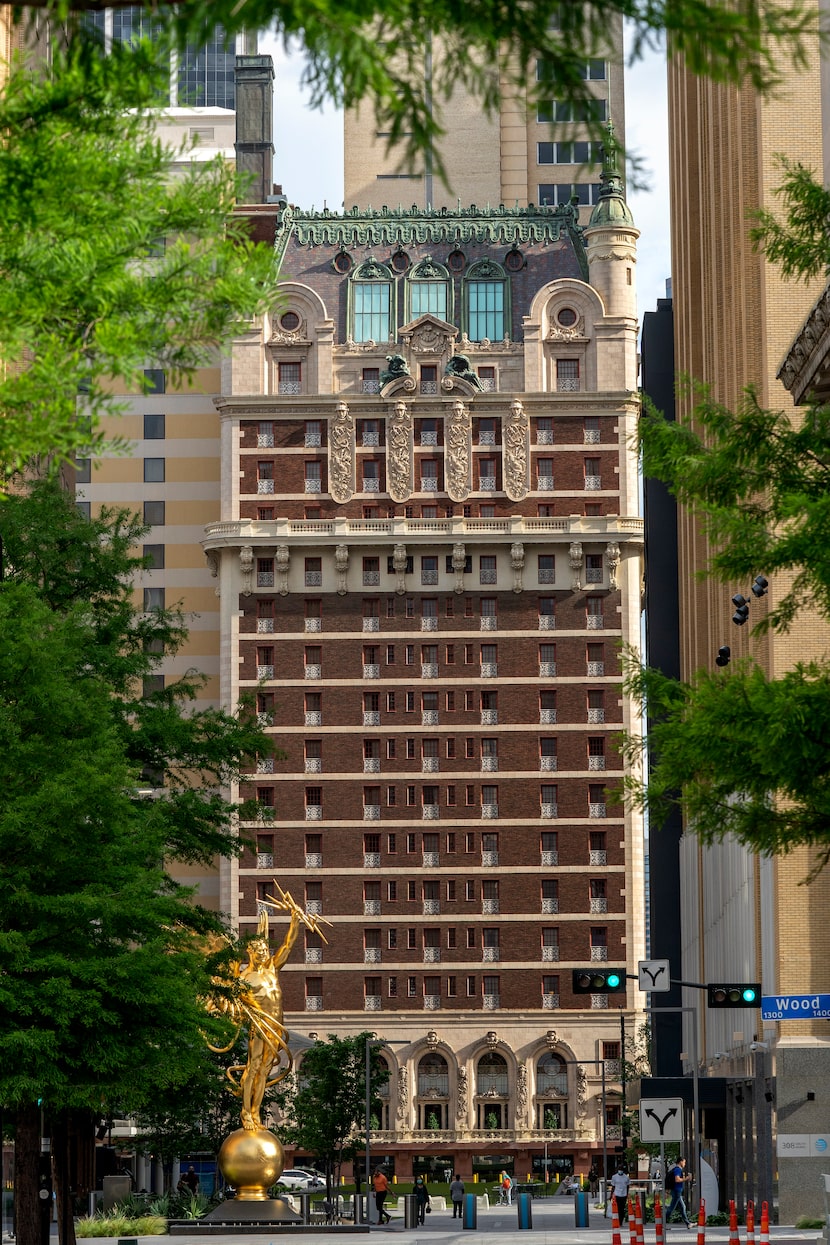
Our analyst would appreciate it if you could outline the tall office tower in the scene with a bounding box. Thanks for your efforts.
[667,12,830,1217]
[75,46,272,917]
[343,17,624,219]
[207,165,644,1184]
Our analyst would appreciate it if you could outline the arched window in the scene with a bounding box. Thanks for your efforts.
[371,1055,392,1130]
[408,257,450,322]
[417,1051,449,1095]
[476,1050,508,1095]
[465,260,508,342]
[536,1051,568,1096]
[350,259,394,343]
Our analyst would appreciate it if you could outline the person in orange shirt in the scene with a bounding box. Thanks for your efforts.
[373,1167,391,1224]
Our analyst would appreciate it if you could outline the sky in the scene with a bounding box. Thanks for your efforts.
[260,29,672,324]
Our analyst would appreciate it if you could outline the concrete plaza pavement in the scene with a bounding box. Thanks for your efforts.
[23,1196,821,1245]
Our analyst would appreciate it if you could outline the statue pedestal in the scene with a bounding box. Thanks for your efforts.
[202,1197,302,1225]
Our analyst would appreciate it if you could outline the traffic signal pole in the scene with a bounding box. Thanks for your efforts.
[643,1005,700,1210]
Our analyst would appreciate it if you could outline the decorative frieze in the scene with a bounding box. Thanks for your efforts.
[503,398,529,501]
[387,402,413,501]
[569,541,584,591]
[329,401,354,503]
[445,400,471,501]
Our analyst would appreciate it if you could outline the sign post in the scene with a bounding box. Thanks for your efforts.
[639,1098,684,1144]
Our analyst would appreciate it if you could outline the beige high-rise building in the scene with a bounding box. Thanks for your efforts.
[344,19,624,219]
[667,5,830,1218]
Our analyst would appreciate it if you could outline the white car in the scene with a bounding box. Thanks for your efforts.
[278,1169,325,1190]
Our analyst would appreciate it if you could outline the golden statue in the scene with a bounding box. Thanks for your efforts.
[203,884,330,1212]
[206,884,330,1131]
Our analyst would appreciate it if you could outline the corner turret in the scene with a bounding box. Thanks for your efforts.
[585,124,639,323]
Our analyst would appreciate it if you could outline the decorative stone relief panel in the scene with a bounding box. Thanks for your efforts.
[607,541,621,589]
[240,546,254,597]
[392,543,409,595]
[510,541,525,593]
[445,400,471,502]
[334,543,349,595]
[329,401,354,503]
[503,398,529,501]
[387,402,413,502]
[569,541,584,591]
[276,545,290,595]
[451,542,467,594]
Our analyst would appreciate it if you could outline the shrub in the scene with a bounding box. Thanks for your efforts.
[75,1213,166,1237]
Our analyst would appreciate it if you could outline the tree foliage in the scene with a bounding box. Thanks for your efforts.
[0,42,277,473]
[272,1034,390,1194]
[19,0,818,187]
[0,481,271,1245]
[628,389,830,871]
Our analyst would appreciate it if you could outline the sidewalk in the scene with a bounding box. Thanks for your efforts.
[13,1197,819,1245]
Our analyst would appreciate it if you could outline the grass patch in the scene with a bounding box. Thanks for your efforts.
[795,1217,824,1230]
[75,1213,167,1236]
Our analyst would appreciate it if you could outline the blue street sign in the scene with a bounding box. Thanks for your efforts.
[761,994,830,1021]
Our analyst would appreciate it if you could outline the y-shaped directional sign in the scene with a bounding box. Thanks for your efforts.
[638,959,671,992]
[639,1097,684,1143]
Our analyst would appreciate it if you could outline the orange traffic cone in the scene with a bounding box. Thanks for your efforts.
[746,1200,756,1245]
[611,1193,622,1245]
[697,1198,706,1245]
[759,1201,770,1245]
[728,1199,739,1245]
[654,1193,665,1245]
[628,1195,636,1244]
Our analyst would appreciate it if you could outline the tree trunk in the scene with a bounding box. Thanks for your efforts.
[14,1104,43,1245]
[51,1112,77,1245]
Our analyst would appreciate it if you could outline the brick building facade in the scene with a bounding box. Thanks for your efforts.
[206,172,644,1182]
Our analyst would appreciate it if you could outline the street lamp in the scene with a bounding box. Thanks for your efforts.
[365,1035,409,1230]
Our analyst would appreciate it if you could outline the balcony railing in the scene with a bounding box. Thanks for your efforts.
[363,664,380,679]
[421,616,438,631]
[364,900,381,915]
[363,572,381,587]
[305,995,323,1011]
[257,664,274,680]
[257,433,274,448]
[304,711,322,726]
[364,852,381,868]
[420,431,438,446]
[364,757,381,772]
[481,804,499,819]
[256,852,274,869]
[257,480,275,494]
[423,804,440,820]
[591,994,609,1009]
[257,618,275,633]
[590,945,608,961]
[537,428,554,445]
[303,429,320,444]
[256,572,274,588]
[585,475,602,490]
[584,428,600,444]
[541,897,559,913]
[364,948,382,963]
[305,853,322,868]
[304,665,322,680]
[589,756,606,771]
[480,570,497,585]
[421,663,439,678]
[539,662,557,677]
[540,803,558,819]
[540,756,557,771]
[305,757,322,773]
[256,757,274,774]
[482,898,499,914]
[589,803,607,818]
[480,477,497,492]
[305,947,323,963]
[481,851,499,867]
[422,711,439,726]
[364,805,381,820]
[540,709,556,724]
[587,614,604,629]
[362,426,380,439]
[305,616,322,632]
[305,806,322,820]
[422,851,440,867]
[423,947,441,963]
[305,571,323,587]
[421,570,439,586]
[542,945,560,962]
[306,900,323,915]
[541,850,558,866]
[590,897,608,913]
[587,708,605,723]
[423,899,440,915]
[542,993,561,1009]
[365,995,382,1011]
[481,757,498,772]
[479,430,496,445]
[422,757,439,773]
[363,711,380,726]
[589,850,607,866]
[480,616,497,631]
[587,662,605,676]
[304,478,322,493]
[482,946,500,962]
[480,663,498,678]
[539,614,556,630]
[363,478,381,492]
[586,568,603,584]
[537,476,555,491]
[424,994,441,1009]
[481,709,498,725]
[421,477,439,492]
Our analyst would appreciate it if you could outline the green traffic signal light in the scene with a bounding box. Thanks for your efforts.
[572,968,626,994]
[707,982,761,1008]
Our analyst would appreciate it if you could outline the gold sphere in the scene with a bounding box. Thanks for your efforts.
[218,1128,285,1200]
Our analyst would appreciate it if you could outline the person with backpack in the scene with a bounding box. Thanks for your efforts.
[665,1157,692,1227]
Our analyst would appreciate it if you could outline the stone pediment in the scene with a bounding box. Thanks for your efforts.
[399,314,459,357]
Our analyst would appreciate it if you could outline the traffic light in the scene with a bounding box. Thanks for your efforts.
[715,645,731,667]
[572,968,626,994]
[751,575,769,599]
[707,983,761,1008]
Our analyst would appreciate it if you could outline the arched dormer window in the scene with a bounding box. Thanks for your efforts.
[350,259,394,344]
[464,259,508,343]
[408,257,451,322]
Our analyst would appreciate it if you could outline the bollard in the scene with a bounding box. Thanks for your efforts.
[517,1191,532,1230]
[746,1200,756,1245]
[462,1192,478,1230]
[574,1190,589,1228]
[299,1193,311,1224]
[353,1194,365,1225]
[697,1198,706,1245]
[403,1195,418,1230]
[654,1193,664,1245]
[611,1193,622,1245]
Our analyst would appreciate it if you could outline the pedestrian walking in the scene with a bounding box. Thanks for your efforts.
[373,1167,391,1224]
[609,1165,630,1223]
[414,1176,431,1225]
[665,1157,692,1227]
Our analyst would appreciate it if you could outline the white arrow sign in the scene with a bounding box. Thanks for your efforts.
[639,1097,684,1142]
[638,959,671,992]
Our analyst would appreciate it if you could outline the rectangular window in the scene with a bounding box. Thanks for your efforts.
[468,280,505,343]
[420,364,438,395]
[278,361,302,394]
[388,976,398,996]
[144,413,165,440]
[143,543,164,570]
[144,500,165,525]
[388,881,397,900]
[353,281,391,343]
[557,358,580,392]
[144,368,166,394]
[144,457,165,483]
[412,282,448,320]
[143,587,165,612]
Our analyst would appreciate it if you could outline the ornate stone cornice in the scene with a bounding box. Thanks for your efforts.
[778,279,830,405]
[276,202,585,256]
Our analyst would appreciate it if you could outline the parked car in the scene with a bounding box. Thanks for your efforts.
[278,1169,325,1190]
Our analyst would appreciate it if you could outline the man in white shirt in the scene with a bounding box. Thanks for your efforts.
[609,1166,630,1222]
